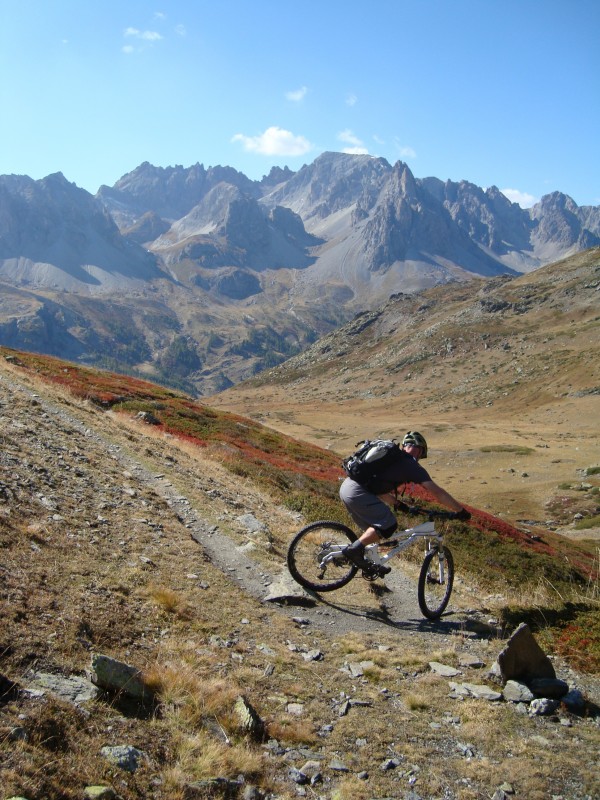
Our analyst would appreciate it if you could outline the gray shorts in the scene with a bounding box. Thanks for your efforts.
[339,477,397,537]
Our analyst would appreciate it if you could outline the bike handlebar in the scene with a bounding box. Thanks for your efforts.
[394,501,466,521]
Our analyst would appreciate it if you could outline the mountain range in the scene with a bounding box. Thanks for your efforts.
[1,152,599,394]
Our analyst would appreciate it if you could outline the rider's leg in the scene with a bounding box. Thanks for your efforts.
[356,527,381,546]
[342,527,393,573]
[339,479,396,572]
[342,528,380,566]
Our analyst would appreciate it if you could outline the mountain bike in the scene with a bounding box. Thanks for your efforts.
[286,503,457,619]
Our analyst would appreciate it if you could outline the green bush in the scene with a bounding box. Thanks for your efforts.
[574,514,600,530]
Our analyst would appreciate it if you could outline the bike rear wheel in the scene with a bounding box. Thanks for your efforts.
[287,521,358,592]
[417,546,454,619]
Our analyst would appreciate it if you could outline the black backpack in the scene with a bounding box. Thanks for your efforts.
[342,439,403,492]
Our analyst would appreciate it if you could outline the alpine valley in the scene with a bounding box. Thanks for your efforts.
[1,151,598,395]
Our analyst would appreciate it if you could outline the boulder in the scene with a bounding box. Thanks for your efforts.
[496,623,555,683]
[90,654,150,701]
[234,695,266,741]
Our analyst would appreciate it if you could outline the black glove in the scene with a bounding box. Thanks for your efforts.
[397,501,420,515]
[453,508,471,521]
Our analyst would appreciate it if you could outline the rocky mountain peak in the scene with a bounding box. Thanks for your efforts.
[1,153,599,395]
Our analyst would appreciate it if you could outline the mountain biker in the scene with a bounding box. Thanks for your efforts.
[340,431,471,572]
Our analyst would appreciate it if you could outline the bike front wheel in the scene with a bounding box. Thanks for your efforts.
[287,521,358,592]
[417,546,455,619]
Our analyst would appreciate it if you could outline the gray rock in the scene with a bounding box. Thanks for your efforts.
[83,788,120,800]
[338,700,351,716]
[496,623,556,682]
[448,681,472,698]
[299,760,322,779]
[234,695,265,741]
[458,653,485,668]
[329,759,349,771]
[302,649,323,661]
[456,682,503,701]
[90,654,150,701]
[236,513,267,534]
[347,661,365,677]
[100,745,147,772]
[503,680,535,703]
[263,573,316,606]
[529,697,559,716]
[25,671,98,705]
[429,661,461,677]
[289,768,309,785]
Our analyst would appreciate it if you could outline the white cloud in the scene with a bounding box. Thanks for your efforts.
[398,145,416,159]
[338,129,363,147]
[500,188,538,208]
[122,45,135,54]
[175,24,186,36]
[286,86,308,102]
[124,27,163,41]
[392,138,416,159]
[337,130,368,155]
[232,126,312,156]
[346,93,357,107]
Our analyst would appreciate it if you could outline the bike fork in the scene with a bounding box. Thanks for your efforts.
[427,542,446,584]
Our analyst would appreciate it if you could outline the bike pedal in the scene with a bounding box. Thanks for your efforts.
[361,564,391,579]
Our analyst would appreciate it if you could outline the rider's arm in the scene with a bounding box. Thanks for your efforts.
[421,480,465,513]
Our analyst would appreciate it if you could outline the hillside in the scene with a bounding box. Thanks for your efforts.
[208,247,600,534]
[1,349,599,800]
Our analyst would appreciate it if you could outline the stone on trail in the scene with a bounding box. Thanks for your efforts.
[263,573,316,606]
[496,623,556,683]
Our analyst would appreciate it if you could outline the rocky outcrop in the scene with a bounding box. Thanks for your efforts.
[0,172,164,289]
[530,191,600,253]
[96,160,258,225]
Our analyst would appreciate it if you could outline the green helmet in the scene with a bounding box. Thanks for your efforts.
[402,431,428,458]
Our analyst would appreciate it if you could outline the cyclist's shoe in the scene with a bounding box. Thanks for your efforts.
[377,563,391,576]
[342,545,391,575]
[341,544,370,569]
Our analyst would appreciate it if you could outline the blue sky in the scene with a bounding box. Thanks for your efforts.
[1,0,598,208]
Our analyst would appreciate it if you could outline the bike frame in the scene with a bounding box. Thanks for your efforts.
[367,521,442,563]
[320,519,446,572]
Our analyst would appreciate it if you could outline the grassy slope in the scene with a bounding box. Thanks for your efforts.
[1,349,599,800]
[3,345,598,660]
